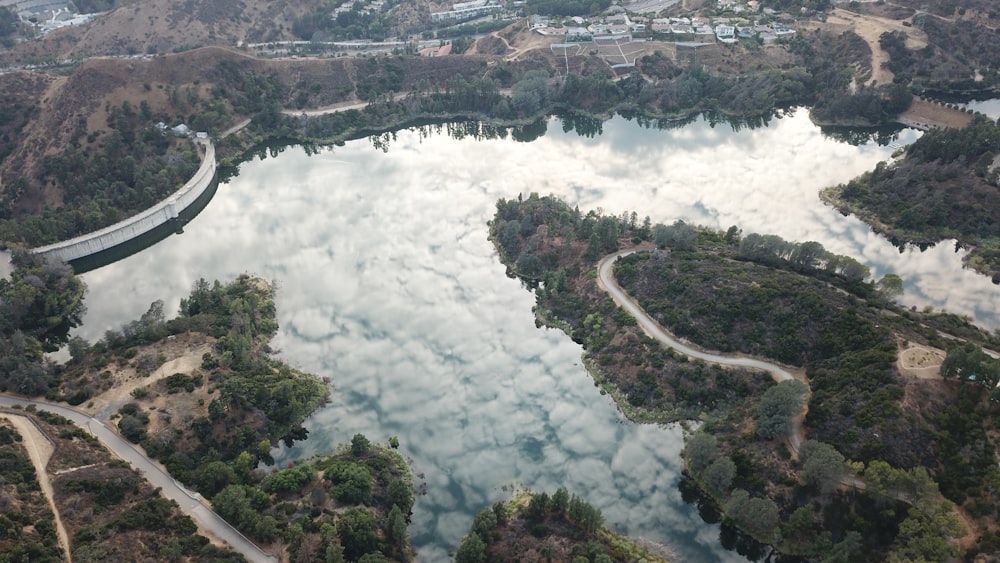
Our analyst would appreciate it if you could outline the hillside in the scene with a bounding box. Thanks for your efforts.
[0,46,492,245]
[822,117,1000,281]
[0,0,455,66]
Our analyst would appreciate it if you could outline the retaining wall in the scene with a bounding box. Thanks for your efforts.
[33,140,217,264]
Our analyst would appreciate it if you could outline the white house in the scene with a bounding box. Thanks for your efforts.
[715,24,736,42]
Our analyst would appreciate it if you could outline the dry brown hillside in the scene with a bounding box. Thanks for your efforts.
[0,0,319,64]
[0,0,451,66]
[0,46,495,215]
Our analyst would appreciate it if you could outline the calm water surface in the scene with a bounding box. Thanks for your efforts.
[77,110,1000,562]
[962,97,1000,119]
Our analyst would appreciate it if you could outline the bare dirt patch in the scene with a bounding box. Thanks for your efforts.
[898,343,946,379]
[898,97,975,129]
[81,332,214,421]
[821,7,928,86]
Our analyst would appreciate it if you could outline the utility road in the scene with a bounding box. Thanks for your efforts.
[0,395,276,563]
[597,249,806,451]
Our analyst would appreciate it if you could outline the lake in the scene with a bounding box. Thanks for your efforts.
[75,109,1000,561]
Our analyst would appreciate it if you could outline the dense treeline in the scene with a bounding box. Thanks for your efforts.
[526,0,613,16]
[0,252,85,396]
[454,488,664,562]
[265,52,864,149]
[824,117,1000,279]
[786,32,913,124]
[292,0,404,42]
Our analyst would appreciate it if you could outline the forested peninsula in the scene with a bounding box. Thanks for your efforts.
[453,488,670,562]
[491,193,1000,561]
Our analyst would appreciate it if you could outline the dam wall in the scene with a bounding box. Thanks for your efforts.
[32,139,217,264]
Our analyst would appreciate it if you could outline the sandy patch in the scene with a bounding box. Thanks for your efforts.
[820,8,928,87]
[898,344,946,379]
[82,332,214,421]
[898,97,975,129]
[0,415,72,562]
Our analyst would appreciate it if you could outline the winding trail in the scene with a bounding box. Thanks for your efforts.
[0,395,277,563]
[597,249,807,451]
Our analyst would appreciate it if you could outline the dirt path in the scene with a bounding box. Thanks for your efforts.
[597,249,808,452]
[822,8,928,86]
[81,334,213,421]
[0,414,73,563]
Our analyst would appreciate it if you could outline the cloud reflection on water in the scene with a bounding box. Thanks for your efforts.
[78,111,1000,563]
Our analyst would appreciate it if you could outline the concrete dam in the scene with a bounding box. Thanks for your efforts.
[32,139,217,265]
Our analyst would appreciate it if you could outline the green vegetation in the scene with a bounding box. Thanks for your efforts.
[0,419,63,562]
[292,0,402,42]
[71,276,328,483]
[491,193,1000,560]
[30,408,245,562]
[455,488,666,562]
[0,252,86,398]
[881,19,1000,91]
[0,101,202,247]
[755,380,807,440]
[822,117,1000,280]
[526,0,613,16]
[51,275,413,561]
[211,436,414,562]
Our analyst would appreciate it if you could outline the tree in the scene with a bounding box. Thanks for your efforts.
[337,507,378,560]
[703,456,736,497]
[351,433,371,457]
[387,478,413,514]
[472,507,497,543]
[551,487,569,515]
[685,431,719,472]
[725,489,779,539]
[780,507,822,554]
[0,252,86,351]
[941,343,1000,388]
[755,380,808,440]
[789,241,826,271]
[874,273,904,301]
[653,220,698,250]
[888,506,964,563]
[386,505,407,554]
[798,440,846,495]
[455,532,486,563]
[197,460,237,497]
[326,461,372,504]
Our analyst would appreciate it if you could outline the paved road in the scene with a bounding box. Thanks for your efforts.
[597,249,805,451]
[0,395,277,563]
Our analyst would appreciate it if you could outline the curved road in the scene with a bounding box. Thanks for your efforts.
[0,395,276,563]
[597,249,806,451]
